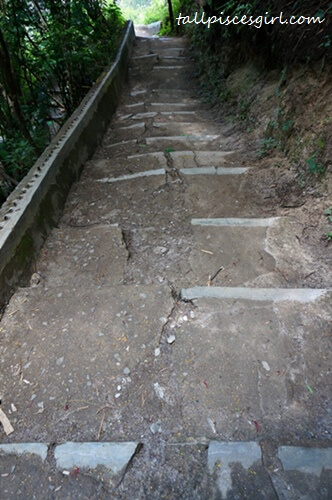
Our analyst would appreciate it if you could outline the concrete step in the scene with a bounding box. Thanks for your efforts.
[115,111,198,124]
[109,122,146,140]
[102,136,226,155]
[81,150,242,180]
[109,121,214,141]
[188,221,279,288]
[124,101,197,113]
[36,224,127,287]
[61,172,256,236]
[0,284,174,442]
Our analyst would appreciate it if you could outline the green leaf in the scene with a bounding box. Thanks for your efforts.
[306,384,314,394]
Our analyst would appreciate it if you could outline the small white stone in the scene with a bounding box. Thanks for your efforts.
[262,361,271,371]
[167,335,176,344]
[115,393,121,398]
[154,348,161,357]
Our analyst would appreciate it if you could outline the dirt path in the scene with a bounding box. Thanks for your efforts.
[0,35,331,499]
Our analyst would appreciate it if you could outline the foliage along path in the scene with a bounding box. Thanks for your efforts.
[0,35,331,498]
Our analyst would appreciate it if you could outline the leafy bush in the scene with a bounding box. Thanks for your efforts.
[0,0,125,206]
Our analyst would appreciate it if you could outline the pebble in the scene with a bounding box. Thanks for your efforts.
[123,367,131,375]
[154,246,168,255]
[262,361,271,371]
[56,357,64,366]
[155,348,161,357]
[115,393,121,399]
[150,421,161,434]
[167,335,176,344]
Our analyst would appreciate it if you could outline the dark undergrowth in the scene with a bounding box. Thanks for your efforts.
[0,0,125,207]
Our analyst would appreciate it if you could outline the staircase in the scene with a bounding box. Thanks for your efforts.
[0,35,331,499]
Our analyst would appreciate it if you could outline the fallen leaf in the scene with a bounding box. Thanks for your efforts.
[306,384,314,394]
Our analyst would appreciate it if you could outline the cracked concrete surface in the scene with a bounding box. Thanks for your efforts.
[0,35,331,499]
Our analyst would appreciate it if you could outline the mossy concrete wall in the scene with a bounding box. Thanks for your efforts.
[0,21,135,312]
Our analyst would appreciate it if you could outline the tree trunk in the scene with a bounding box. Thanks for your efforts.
[0,27,40,155]
[167,0,174,31]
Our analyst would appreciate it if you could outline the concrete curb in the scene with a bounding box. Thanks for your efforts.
[181,286,332,303]
[0,21,135,312]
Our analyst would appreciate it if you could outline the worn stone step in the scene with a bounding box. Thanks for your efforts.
[93,167,247,184]
[149,47,187,57]
[163,292,331,440]
[109,121,146,140]
[169,150,237,167]
[188,223,278,288]
[88,151,237,174]
[0,285,174,442]
[81,153,167,179]
[36,224,127,287]
[146,122,214,138]
[115,111,198,124]
[145,134,220,144]
[102,136,226,155]
[133,53,158,62]
[124,102,197,113]
[158,56,186,64]
[62,170,254,228]
[153,65,187,71]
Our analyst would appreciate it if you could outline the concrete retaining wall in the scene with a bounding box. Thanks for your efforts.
[0,21,135,312]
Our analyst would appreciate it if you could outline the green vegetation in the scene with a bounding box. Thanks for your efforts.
[324,207,332,242]
[306,153,324,174]
[0,0,124,206]
[119,0,181,33]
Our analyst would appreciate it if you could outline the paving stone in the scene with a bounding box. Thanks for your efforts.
[180,166,247,175]
[278,446,332,475]
[191,217,279,227]
[54,442,140,474]
[0,443,49,461]
[181,286,331,302]
[208,441,264,498]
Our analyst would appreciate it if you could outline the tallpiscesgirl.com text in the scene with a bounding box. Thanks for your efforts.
[176,11,326,29]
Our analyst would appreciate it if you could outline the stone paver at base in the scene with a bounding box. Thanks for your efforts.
[54,442,140,474]
[0,443,48,461]
[208,441,262,498]
[278,446,332,475]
